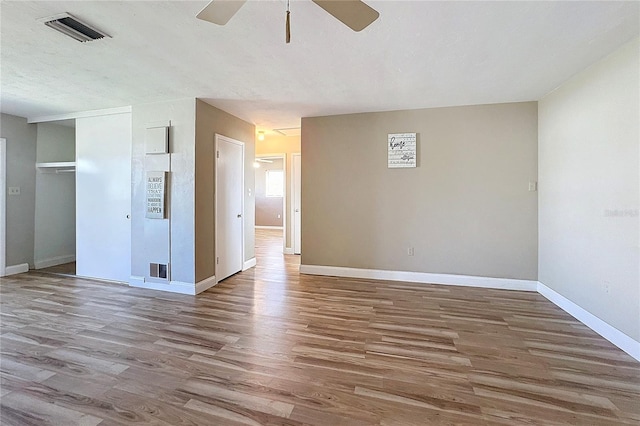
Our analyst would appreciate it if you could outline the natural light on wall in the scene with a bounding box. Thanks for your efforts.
[265,169,284,197]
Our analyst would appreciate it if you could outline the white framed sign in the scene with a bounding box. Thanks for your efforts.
[146,171,166,219]
[388,133,417,168]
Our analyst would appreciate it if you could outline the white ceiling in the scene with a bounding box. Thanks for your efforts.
[1,1,638,132]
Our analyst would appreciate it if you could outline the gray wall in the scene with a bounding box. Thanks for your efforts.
[195,99,255,283]
[34,122,76,268]
[301,102,538,280]
[539,38,639,341]
[255,158,284,227]
[0,113,36,268]
[132,99,196,284]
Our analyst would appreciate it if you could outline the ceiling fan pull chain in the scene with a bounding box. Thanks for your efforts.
[286,0,291,43]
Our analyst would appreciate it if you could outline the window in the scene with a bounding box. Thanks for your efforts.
[265,170,284,197]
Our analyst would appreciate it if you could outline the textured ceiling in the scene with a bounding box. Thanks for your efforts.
[1,1,638,132]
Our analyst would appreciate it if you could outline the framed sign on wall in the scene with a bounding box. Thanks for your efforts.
[145,171,166,219]
[388,133,417,168]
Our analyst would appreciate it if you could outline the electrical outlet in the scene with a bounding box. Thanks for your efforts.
[528,181,537,192]
[407,247,414,256]
[603,281,610,294]
[8,187,20,195]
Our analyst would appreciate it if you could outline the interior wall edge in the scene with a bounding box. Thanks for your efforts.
[538,281,640,362]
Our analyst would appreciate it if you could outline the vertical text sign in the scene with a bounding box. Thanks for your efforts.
[146,171,166,219]
[388,133,417,168]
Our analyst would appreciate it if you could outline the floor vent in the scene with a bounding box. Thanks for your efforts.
[41,13,110,42]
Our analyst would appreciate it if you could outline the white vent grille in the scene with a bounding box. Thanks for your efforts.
[41,13,110,42]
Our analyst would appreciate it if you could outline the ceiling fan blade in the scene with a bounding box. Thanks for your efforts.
[312,0,379,32]
[196,0,247,25]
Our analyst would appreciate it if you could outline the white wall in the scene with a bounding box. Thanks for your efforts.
[539,37,639,342]
[0,113,36,269]
[131,98,196,285]
[76,113,132,282]
[34,122,76,268]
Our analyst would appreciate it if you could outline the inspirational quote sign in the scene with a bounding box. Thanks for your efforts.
[388,133,417,168]
[146,171,166,219]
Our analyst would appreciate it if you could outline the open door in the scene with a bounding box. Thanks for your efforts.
[215,134,244,281]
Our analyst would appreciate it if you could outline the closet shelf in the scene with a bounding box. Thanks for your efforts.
[36,162,76,173]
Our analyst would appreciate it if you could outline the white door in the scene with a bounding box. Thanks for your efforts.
[292,153,301,254]
[0,138,5,276]
[76,114,132,282]
[216,135,244,282]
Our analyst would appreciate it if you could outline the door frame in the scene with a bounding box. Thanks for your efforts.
[214,133,245,283]
[291,152,301,255]
[0,138,6,276]
[255,153,287,253]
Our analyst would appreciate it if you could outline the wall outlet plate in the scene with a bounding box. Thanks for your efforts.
[8,187,20,195]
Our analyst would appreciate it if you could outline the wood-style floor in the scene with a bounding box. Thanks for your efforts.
[1,229,638,425]
[37,261,76,276]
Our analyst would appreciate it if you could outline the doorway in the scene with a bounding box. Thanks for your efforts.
[215,134,245,282]
[254,154,286,254]
[33,120,77,276]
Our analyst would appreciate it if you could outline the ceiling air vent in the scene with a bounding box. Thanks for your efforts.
[41,13,110,42]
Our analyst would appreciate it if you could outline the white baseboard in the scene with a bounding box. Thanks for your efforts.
[243,257,257,271]
[537,282,640,362]
[284,247,294,255]
[195,275,217,294]
[129,275,217,296]
[299,264,538,292]
[4,263,29,276]
[255,226,283,230]
[34,254,76,270]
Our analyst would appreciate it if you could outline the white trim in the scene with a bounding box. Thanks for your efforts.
[0,138,5,277]
[291,153,301,255]
[4,263,29,276]
[284,247,294,255]
[537,282,640,362]
[243,257,256,271]
[299,264,538,292]
[129,275,216,296]
[194,275,217,294]
[28,106,132,124]
[255,225,283,230]
[34,254,76,270]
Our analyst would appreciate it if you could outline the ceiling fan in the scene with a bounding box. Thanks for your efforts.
[196,0,379,43]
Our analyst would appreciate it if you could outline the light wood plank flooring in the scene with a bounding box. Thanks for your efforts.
[1,229,638,425]
[36,261,76,276]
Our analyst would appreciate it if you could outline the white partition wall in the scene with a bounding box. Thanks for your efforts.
[76,113,132,282]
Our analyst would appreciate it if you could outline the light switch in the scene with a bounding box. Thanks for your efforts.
[8,187,20,195]
[528,181,537,192]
